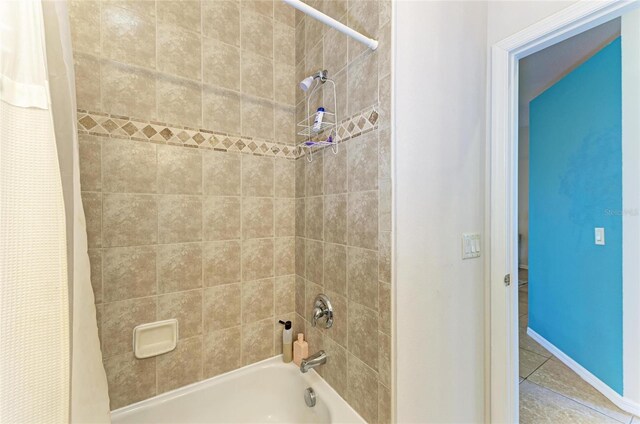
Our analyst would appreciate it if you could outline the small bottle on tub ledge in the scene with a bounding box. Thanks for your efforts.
[293,333,308,366]
[279,320,293,363]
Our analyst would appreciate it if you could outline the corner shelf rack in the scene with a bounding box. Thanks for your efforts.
[296,74,338,162]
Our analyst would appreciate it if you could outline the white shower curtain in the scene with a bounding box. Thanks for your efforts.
[0,0,110,422]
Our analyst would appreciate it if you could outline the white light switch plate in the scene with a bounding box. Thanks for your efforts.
[595,227,605,245]
[462,233,481,259]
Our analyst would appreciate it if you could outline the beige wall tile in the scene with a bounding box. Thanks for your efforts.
[304,40,323,86]
[274,237,295,276]
[378,332,391,388]
[274,64,296,107]
[241,97,275,139]
[347,191,378,250]
[241,0,273,17]
[74,55,101,111]
[103,194,157,247]
[242,278,274,323]
[348,52,378,114]
[69,0,101,55]
[96,303,103,343]
[242,197,274,239]
[204,284,241,332]
[202,196,241,240]
[203,37,241,91]
[157,336,203,393]
[203,240,241,286]
[203,86,241,134]
[241,11,273,59]
[103,246,157,302]
[158,290,203,338]
[305,239,323,285]
[274,198,295,237]
[107,1,156,17]
[274,25,295,65]
[104,353,156,410]
[305,195,323,240]
[82,192,102,248]
[275,275,295,315]
[325,290,347,348]
[323,28,348,74]
[295,236,305,277]
[378,381,392,424]
[324,194,347,244]
[202,0,240,47]
[347,246,378,309]
[157,145,203,194]
[242,155,274,197]
[241,52,274,100]
[102,3,156,68]
[305,153,323,196]
[304,15,324,55]
[102,297,156,357]
[157,1,201,32]
[379,178,391,232]
[347,0,379,61]
[274,0,295,26]
[101,60,156,119]
[102,139,157,193]
[295,158,306,198]
[379,282,391,335]
[321,336,348,397]
[274,104,295,144]
[79,135,101,192]
[203,151,241,196]
[324,243,346,296]
[378,22,391,78]
[324,68,347,120]
[157,23,202,81]
[347,353,379,424]
[379,231,391,283]
[295,275,305,316]
[295,20,305,67]
[379,70,392,130]
[88,249,103,304]
[378,126,391,179]
[204,326,241,377]
[157,243,203,293]
[274,159,295,198]
[242,318,274,365]
[348,302,378,371]
[156,75,203,128]
[347,131,378,192]
[158,195,202,243]
[295,198,305,237]
[242,238,274,281]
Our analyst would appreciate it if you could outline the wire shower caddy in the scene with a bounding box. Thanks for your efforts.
[296,70,338,162]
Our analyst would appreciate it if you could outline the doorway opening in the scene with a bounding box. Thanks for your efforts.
[488,2,640,422]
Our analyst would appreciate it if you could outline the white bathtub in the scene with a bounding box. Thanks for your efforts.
[111,356,365,424]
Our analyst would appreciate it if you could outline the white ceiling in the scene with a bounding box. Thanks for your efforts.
[518,18,621,128]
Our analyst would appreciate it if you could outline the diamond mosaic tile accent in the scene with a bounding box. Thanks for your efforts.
[77,105,379,160]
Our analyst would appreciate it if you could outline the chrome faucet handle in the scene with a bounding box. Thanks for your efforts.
[310,294,333,329]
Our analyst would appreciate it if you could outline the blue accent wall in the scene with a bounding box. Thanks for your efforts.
[529,37,623,394]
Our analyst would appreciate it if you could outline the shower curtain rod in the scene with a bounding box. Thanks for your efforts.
[282,0,379,51]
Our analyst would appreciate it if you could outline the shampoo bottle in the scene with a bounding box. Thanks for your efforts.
[293,333,308,366]
[279,320,293,363]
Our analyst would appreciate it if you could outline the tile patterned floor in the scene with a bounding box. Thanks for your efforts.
[518,269,638,423]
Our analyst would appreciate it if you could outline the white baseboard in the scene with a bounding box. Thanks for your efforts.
[527,328,640,416]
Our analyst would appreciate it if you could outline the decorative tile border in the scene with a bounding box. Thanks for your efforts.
[77,105,379,160]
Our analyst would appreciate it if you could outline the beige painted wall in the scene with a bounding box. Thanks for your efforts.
[292,1,392,422]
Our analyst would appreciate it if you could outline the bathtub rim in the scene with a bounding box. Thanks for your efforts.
[110,355,366,424]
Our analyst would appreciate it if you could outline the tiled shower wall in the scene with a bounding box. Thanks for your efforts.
[293,1,392,423]
[70,0,299,410]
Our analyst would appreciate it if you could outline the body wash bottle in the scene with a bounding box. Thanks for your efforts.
[279,320,293,363]
[293,333,308,366]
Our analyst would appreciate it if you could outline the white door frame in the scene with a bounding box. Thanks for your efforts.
[488,1,640,422]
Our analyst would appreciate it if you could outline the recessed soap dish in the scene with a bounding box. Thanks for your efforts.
[133,319,178,359]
